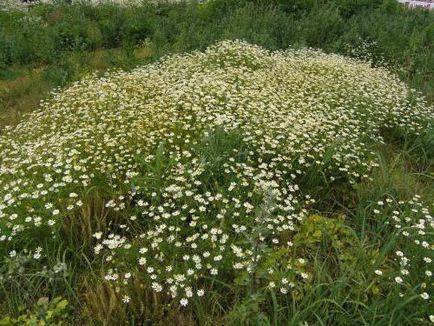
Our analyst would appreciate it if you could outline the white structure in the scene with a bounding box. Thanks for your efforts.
[398,0,434,9]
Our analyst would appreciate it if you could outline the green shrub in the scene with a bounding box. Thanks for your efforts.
[0,297,69,326]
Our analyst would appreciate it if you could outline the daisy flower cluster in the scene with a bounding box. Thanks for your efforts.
[0,40,433,310]
[372,196,433,305]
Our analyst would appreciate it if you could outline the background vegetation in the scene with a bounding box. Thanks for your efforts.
[0,0,433,325]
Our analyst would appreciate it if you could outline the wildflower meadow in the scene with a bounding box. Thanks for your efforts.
[0,1,434,325]
[1,39,433,324]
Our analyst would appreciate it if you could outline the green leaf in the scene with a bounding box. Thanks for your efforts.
[55,300,68,312]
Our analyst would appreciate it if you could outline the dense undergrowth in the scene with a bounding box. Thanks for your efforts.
[0,40,433,324]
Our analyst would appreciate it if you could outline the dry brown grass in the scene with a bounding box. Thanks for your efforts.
[81,277,194,325]
[0,67,47,128]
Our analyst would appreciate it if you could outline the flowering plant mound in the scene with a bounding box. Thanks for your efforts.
[0,41,433,318]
